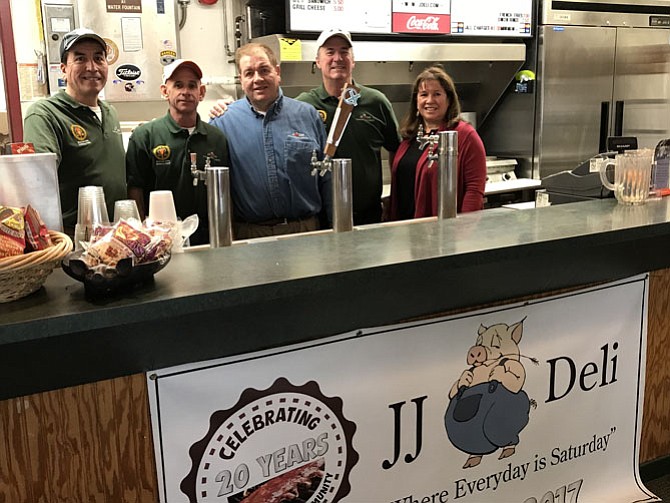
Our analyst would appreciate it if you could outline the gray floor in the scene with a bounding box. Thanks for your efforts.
[646,474,670,501]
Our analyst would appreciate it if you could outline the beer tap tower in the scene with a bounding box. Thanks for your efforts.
[416,127,459,220]
[190,153,233,247]
[310,83,361,232]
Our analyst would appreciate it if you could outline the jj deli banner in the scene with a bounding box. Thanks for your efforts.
[148,276,659,503]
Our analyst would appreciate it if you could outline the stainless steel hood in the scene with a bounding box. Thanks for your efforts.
[251,34,527,127]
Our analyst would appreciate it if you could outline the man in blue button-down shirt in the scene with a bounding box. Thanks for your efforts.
[210,43,331,240]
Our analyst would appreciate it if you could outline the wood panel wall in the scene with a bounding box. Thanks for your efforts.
[1,271,669,501]
[641,269,670,462]
[0,374,156,502]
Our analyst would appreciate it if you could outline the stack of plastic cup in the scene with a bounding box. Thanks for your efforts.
[74,186,109,250]
[148,190,178,223]
[113,199,141,224]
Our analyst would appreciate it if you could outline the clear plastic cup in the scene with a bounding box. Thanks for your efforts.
[148,190,178,223]
[113,199,141,223]
[74,186,109,249]
[77,186,109,225]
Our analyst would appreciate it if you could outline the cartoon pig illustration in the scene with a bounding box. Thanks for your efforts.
[444,319,536,469]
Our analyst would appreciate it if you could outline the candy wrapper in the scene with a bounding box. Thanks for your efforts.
[0,206,26,258]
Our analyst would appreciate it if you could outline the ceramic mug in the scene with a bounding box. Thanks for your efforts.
[599,149,654,205]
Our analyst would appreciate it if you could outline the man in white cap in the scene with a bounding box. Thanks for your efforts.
[296,29,401,225]
[125,59,230,245]
[23,27,126,236]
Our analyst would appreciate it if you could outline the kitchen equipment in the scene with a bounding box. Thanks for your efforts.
[486,158,518,183]
[599,149,654,205]
[252,34,526,131]
[480,0,670,180]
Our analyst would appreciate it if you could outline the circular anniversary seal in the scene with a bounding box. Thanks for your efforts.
[181,377,358,503]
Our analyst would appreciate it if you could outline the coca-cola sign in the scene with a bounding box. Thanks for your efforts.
[407,15,440,31]
[392,12,451,34]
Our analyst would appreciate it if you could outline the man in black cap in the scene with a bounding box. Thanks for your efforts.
[23,28,126,236]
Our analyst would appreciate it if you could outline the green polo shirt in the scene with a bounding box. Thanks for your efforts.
[23,90,126,230]
[296,83,400,223]
[125,112,230,245]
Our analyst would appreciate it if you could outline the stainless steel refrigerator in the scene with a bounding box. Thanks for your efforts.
[480,0,670,179]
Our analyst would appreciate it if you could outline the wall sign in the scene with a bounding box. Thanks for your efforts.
[106,0,142,13]
[148,276,658,502]
[287,0,533,37]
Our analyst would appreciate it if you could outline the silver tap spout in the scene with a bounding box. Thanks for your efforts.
[191,152,207,186]
[206,166,233,247]
[310,150,333,177]
[331,158,353,232]
[437,130,458,220]
[416,125,439,168]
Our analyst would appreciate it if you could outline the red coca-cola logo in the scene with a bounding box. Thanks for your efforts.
[407,15,440,31]
[392,12,450,34]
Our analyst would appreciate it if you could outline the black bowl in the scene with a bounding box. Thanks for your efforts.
[62,251,170,296]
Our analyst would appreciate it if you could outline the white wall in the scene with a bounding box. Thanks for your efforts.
[177,0,239,121]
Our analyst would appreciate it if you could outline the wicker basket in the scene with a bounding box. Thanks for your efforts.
[0,231,73,303]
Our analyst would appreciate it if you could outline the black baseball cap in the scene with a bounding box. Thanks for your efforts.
[60,28,107,63]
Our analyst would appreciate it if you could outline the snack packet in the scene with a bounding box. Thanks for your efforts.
[0,206,26,258]
[81,219,173,269]
[23,205,52,252]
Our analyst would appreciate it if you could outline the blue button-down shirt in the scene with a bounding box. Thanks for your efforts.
[210,90,331,223]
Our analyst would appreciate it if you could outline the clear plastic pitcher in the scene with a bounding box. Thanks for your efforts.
[599,149,653,205]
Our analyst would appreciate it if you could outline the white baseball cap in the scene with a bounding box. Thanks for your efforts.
[316,29,353,50]
[162,59,203,84]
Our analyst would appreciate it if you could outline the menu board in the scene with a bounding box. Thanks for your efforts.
[287,0,533,37]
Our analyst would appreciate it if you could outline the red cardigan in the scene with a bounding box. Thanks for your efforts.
[389,120,487,219]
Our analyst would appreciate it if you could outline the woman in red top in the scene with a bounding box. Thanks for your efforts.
[389,66,487,220]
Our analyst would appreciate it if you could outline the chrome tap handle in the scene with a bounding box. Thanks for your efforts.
[417,127,440,168]
[416,124,439,157]
[310,150,333,177]
[190,152,208,186]
[191,153,199,186]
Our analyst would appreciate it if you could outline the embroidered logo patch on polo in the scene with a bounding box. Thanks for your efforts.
[70,124,87,142]
[317,109,327,124]
[153,145,171,161]
[355,112,376,123]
